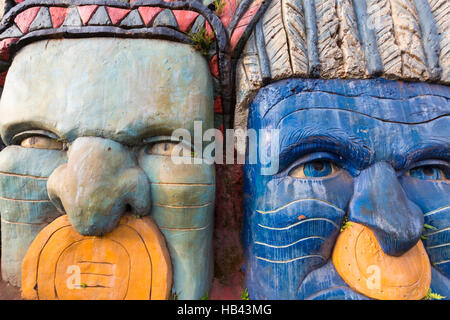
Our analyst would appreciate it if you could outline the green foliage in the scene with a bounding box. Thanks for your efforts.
[214,0,226,16]
[241,288,250,300]
[200,292,210,300]
[81,283,87,289]
[422,289,446,300]
[187,26,214,56]
[56,137,69,150]
[424,224,437,230]
[340,216,352,232]
[421,223,437,240]
[191,151,200,158]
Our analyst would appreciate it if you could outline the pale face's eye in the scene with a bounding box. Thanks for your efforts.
[20,136,63,150]
[407,165,448,181]
[289,160,339,178]
[145,141,191,157]
[145,142,177,156]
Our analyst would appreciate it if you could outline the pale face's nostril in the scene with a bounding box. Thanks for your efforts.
[47,164,67,215]
[51,196,65,214]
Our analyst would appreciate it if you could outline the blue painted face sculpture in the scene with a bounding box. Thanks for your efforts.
[243,78,450,300]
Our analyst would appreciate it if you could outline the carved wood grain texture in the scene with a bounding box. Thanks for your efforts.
[233,0,449,131]
[234,60,255,132]
[315,0,344,78]
[390,0,429,80]
[366,0,403,78]
[241,33,263,86]
[235,35,261,131]
[261,0,291,79]
[336,0,367,78]
[428,0,450,83]
[283,0,308,76]
[261,0,308,80]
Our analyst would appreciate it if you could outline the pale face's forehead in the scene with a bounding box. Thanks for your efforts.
[0,38,214,144]
[248,79,450,171]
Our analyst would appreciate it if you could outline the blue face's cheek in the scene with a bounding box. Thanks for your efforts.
[243,165,353,299]
[0,146,67,286]
[400,175,450,278]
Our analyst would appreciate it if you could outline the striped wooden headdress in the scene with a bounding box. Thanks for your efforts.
[234,0,449,130]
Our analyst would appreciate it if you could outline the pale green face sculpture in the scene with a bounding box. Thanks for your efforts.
[0,38,213,143]
[0,38,215,299]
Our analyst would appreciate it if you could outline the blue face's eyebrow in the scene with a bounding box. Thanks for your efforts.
[277,127,373,172]
[395,139,450,170]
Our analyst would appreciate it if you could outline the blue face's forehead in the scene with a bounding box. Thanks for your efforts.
[248,78,450,172]
[250,78,450,124]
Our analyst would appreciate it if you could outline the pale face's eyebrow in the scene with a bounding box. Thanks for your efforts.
[277,127,373,172]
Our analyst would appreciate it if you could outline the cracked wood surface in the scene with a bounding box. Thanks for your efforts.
[234,0,450,131]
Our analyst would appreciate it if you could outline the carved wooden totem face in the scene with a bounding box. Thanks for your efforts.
[242,78,450,300]
[0,38,215,299]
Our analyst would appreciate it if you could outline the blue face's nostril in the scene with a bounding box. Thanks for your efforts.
[348,162,424,256]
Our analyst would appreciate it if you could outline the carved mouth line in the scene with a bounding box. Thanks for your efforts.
[80,273,113,277]
[257,218,340,230]
[159,224,210,231]
[0,196,50,202]
[153,203,212,209]
[0,171,49,180]
[256,198,345,215]
[255,255,326,264]
[77,261,114,265]
[254,235,327,248]
[74,285,111,289]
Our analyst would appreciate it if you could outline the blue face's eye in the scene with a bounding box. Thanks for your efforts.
[304,161,333,177]
[290,160,338,179]
[408,166,448,181]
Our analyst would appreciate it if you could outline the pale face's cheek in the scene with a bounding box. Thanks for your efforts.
[400,176,450,277]
[0,146,66,286]
[138,153,215,299]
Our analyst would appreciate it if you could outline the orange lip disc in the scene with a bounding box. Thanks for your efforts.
[21,215,172,300]
[332,222,431,300]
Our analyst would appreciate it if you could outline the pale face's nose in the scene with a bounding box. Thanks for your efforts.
[348,162,424,256]
[47,137,151,236]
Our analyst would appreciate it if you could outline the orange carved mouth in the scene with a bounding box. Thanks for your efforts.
[21,215,172,300]
[332,222,431,300]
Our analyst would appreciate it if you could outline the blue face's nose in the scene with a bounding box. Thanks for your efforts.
[348,162,424,256]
